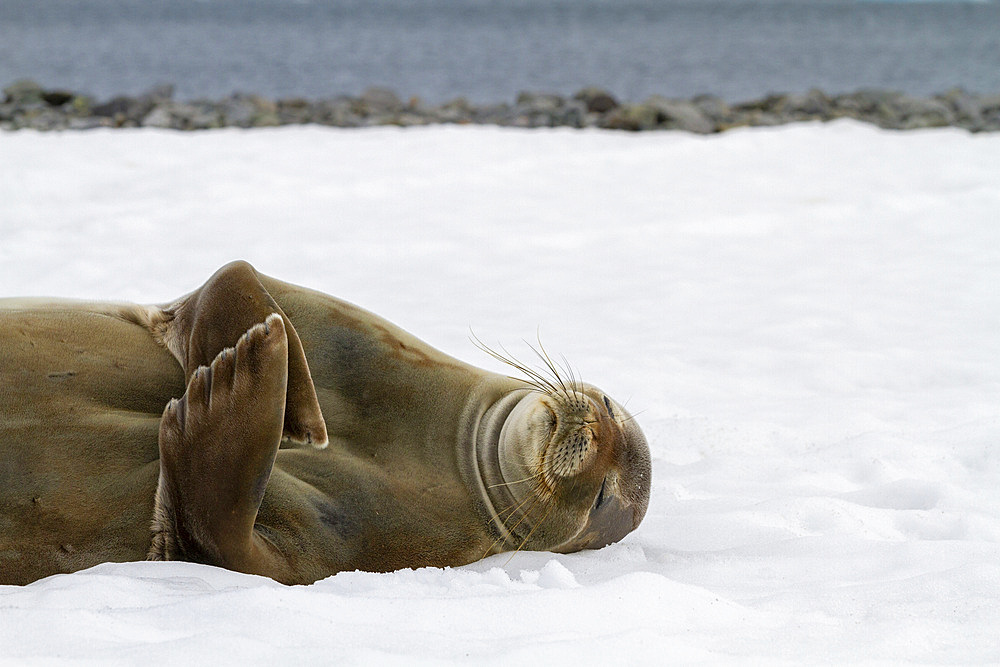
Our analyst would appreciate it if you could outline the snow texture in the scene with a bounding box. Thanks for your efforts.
[1,122,998,664]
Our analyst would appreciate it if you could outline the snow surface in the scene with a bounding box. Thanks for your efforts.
[0,122,998,664]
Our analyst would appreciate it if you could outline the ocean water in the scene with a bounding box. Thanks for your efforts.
[1,0,998,103]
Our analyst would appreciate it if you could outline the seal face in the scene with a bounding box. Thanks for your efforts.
[468,357,651,557]
[0,261,652,585]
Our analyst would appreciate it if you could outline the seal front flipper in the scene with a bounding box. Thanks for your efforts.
[149,314,294,579]
[158,260,327,448]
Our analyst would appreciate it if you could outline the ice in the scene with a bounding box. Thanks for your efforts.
[1,121,998,663]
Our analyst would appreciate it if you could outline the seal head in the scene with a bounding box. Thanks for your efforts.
[474,376,651,555]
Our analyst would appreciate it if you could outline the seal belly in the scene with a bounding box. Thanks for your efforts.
[267,448,497,578]
[0,303,183,584]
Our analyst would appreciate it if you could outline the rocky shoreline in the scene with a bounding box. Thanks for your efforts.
[3,79,999,133]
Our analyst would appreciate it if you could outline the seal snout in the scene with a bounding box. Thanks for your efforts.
[542,387,651,550]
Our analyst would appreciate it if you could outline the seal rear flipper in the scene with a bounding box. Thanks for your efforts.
[158,260,327,449]
[149,314,296,579]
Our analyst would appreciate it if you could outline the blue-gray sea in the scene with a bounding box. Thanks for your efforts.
[2,0,998,103]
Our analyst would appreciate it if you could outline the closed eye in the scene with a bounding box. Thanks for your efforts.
[602,395,616,420]
[594,477,607,510]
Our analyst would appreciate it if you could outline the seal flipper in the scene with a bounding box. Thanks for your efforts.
[149,314,294,577]
[161,260,327,448]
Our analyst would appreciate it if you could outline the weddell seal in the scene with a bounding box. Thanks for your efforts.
[0,261,651,585]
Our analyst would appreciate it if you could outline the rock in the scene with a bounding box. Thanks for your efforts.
[3,79,44,105]
[140,102,221,130]
[90,96,148,126]
[574,87,619,114]
[277,98,314,125]
[602,103,659,131]
[747,111,785,127]
[67,116,110,130]
[644,96,716,133]
[516,92,565,113]
[435,97,474,123]
[692,95,733,123]
[938,89,984,129]
[514,92,566,127]
[41,90,75,107]
[219,95,257,128]
[736,93,781,114]
[182,102,224,130]
[313,97,362,127]
[513,92,566,127]
[981,94,1000,114]
[90,96,130,118]
[392,112,432,127]
[69,96,93,116]
[141,105,174,128]
[890,95,955,129]
[251,97,281,127]
[218,94,279,127]
[470,102,510,125]
[852,89,906,112]
[774,89,832,119]
[970,94,1000,131]
[833,89,908,127]
[557,100,587,128]
[732,92,829,126]
[20,108,68,131]
[91,85,174,125]
[359,112,396,127]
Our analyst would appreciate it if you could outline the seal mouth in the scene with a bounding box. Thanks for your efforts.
[554,486,637,553]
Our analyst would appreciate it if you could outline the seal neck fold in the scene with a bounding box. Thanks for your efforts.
[468,387,532,552]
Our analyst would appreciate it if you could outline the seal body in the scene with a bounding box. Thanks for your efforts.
[0,301,182,581]
[1,262,650,585]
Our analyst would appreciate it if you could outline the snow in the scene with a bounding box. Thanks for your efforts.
[1,121,998,664]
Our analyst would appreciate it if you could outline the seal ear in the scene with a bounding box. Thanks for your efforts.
[157,260,328,448]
